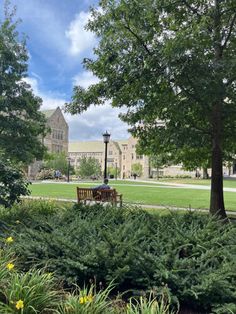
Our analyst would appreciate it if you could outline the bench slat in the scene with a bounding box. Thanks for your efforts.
[77,187,122,207]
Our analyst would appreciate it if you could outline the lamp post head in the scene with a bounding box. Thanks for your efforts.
[103,131,111,143]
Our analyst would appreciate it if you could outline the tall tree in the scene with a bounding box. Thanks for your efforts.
[0,4,47,207]
[0,4,47,164]
[66,0,236,219]
[43,152,71,175]
[77,157,101,178]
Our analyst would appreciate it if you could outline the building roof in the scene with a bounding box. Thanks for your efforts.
[69,141,104,153]
[116,139,128,146]
[41,109,57,118]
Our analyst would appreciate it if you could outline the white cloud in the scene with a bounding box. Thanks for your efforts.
[65,11,97,56]
[24,76,129,141]
[68,104,129,141]
[73,71,99,89]
[23,77,66,110]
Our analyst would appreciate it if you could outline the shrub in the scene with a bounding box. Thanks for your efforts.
[36,168,55,180]
[1,202,236,312]
[0,158,30,208]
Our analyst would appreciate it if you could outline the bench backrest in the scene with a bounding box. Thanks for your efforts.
[77,187,117,202]
[99,189,117,202]
[77,188,94,202]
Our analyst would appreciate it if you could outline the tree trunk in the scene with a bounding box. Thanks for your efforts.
[209,0,227,219]
[202,167,209,179]
[210,144,226,218]
[210,104,227,219]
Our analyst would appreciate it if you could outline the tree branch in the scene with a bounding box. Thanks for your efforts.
[123,18,152,55]
[222,13,236,50]
[182,0,201,17]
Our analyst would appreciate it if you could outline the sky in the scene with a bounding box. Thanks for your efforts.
[0,0,129,141]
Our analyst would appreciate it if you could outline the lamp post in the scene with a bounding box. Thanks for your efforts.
[103,131,110,182]
[67,156,71,183]
[115,162,118,180]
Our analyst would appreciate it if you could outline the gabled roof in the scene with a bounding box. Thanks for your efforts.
[41,109,57,118]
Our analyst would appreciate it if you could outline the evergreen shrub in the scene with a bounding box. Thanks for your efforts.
[1,201,236,313]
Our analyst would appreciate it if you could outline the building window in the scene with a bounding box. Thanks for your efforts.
[123,155,125,160]
[123,165,125,170]
[52,129,64,140]
[109,151,113,155]
[131,153,134,160]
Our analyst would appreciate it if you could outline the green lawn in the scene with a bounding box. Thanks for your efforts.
[30,181,236,211]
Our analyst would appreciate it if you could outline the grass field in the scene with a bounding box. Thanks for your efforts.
[30,180,236,211]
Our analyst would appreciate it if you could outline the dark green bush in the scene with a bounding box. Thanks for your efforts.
[0,158,30,208]
[1,201,236,313]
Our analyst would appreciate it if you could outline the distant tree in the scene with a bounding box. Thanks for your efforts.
[149,153,171,179]
[77,157,101,178]
[43,152,70,175]
[131,163,143,177]
[108,165,120,178]
[65,0,236,219]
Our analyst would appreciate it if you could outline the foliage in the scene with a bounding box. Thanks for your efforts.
[43,152,73,175]
[0,269,60,313]
[65,0,236,216]
[149,153,172,179]
[77,156,101,178]
[108,166,120,178]
[58,284,115,314]
[0,239,59,313]
[126,292,175,314]
[1,201,236,312]
[35,168,55,180]
[0,4,47,164]
[131,163,142,177]
[0,157,30,208]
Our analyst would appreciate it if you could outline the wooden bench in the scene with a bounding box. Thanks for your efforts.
[76,187,123,207]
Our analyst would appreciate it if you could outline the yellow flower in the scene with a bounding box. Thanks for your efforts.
[86,295,93,302]
[16,299,24,310]
[6,263,14,271]
[79,297,86,304]
[6,236,14,244]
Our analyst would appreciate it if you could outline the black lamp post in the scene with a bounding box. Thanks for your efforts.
[67,156,71,183]
[103,131,110,182]
[115,162,118,180]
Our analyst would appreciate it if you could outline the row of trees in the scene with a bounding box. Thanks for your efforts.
[40,153,144,179]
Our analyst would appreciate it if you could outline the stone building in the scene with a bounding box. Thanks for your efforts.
[42,107,68,153]
[68,135,200,179]
[68,136,149,179]
[28,107,68,179]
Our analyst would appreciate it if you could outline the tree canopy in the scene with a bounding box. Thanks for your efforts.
[77,157,101,178]
[0,5,47,207]
[0,7,47,164]
[66,0,236,218]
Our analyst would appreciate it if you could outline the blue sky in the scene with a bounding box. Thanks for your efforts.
[0,0,129,141]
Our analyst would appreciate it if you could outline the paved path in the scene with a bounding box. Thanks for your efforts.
[124,179,236,192]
